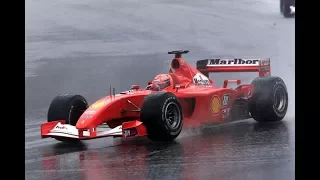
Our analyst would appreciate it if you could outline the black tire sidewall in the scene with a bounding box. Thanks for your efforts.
[271,81,288,118]
[47,94,88,126]
[140,92,183,140]
[160,95,183,136]
[249,77,288,122]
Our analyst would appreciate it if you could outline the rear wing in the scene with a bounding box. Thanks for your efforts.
[196,58,271,77]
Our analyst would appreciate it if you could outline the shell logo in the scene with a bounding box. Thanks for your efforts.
[210,95,220,115]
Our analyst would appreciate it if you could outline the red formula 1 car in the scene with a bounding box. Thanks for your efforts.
[40,50,288,142]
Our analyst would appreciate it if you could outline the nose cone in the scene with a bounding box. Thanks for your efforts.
[76,110,98,129]
[75,91,151,129]
[75,98,110,129]
[76,117,91,129]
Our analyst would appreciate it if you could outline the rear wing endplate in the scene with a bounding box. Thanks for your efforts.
[196,58,271,77]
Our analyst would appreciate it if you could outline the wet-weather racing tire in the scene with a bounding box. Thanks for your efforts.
[47,94,88,142]
[249,76,288,122]
[140,92,183,141]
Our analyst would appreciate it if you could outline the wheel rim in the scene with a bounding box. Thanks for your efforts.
[273,86,287,112]
[164,102,181,129]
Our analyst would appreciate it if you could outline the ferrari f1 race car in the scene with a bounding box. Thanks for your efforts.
[40,50,288,143]
[280,0,295,18]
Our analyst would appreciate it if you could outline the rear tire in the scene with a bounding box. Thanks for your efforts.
[140,92,183,141]
[248,76,288,123]
[47,94,88,143]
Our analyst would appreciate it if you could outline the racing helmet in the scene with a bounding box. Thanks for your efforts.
[148,74,173,91]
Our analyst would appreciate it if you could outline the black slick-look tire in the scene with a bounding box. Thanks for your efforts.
[248,76,288,123]
[47,94,88,142]
[140,92,183,141]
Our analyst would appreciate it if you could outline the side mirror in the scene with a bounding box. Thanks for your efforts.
[131,85,139,90]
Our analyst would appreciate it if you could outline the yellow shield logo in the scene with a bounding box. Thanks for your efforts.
[210,96,220,115]
[91,101,105,109]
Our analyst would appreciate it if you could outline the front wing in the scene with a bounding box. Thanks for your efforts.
[41,120,148,140]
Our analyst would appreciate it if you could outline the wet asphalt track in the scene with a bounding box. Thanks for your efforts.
[25,0,295,179]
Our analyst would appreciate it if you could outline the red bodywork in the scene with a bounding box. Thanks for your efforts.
[41,53,271,140]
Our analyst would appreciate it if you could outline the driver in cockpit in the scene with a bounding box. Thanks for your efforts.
[146,74,172,91]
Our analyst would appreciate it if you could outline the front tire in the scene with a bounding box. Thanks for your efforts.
[248,76,288,123]
[140,92,183,141]
[47,94,88,142]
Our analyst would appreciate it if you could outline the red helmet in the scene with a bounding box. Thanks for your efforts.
[148,74,173,91]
